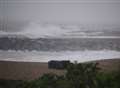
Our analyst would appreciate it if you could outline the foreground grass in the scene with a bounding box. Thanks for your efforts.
[0,62,120,88]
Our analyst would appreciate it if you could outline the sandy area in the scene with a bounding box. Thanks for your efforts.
[0,59,120,80]
[0,61,65,80]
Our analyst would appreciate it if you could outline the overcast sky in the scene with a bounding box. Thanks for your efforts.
[0,0,120,24]
[0,0,120,28]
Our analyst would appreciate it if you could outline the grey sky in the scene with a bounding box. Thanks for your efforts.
[0,0,120,25]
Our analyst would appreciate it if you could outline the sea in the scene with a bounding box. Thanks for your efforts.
[0,23,120,62]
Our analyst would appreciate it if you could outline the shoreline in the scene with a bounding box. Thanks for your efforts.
[0,50,120,63]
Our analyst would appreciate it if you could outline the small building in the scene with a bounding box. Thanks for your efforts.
[48,60,70,69]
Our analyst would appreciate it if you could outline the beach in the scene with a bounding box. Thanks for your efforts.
[0,59,120,80]
[0,61,65,80]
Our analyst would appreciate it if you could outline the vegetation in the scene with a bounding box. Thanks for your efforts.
[0,62,120,88]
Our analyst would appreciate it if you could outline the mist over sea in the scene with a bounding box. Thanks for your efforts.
[0,23,120,62]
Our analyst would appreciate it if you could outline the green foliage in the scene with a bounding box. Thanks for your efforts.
[65,62,100,88]
[0,79,25,88]
[0,62,120,88]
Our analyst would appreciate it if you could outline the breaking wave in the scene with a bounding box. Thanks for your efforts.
[0,22,120,39]
[0,50,120,62]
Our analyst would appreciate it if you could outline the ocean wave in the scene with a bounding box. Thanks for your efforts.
[0,22,120,39]
[0,50,120,62]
